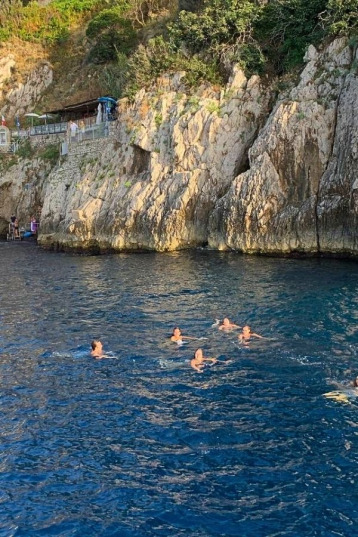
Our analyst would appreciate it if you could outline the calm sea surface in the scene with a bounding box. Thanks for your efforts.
[0,243,357,537]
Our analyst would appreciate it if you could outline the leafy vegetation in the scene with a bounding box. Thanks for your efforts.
[16,139,34,159]
[0,0,101,43]
[121,0,358,95]
[326,0,358,34]
[169,0,261,54]
[1,0,358,99]
[39,143,60,166]
[125,36,223,97]
[256,0,327,71]
[86,9,137,63]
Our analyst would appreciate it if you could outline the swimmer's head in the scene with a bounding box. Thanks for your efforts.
[194,348,203,360]
[91,340,102,351]
[353,376,358,388]
[243,325,251,333]
[172,327,181,336]
[222,318,230,326]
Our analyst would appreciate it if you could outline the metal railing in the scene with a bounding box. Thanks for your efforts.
[29,122,68,136]
[7,118,112,155]
[68,122,109,144]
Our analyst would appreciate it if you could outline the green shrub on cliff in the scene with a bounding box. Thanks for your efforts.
[0,0,99,43]
[325,0,358,34]
[256,0,358,72]
[16,139,34,159]
[2,0,358,99]
[86,8,137,63]
[166,0,264,76]
[0,0,110,44]
[256,0,327,71]
[169,0,261,54]
[124,35,223,96]
[110,0,358,97]
[39,143,60,166]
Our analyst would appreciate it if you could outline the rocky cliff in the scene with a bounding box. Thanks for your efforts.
[0,54,53,119]
[1,38,358,257]
[209,38,358,255]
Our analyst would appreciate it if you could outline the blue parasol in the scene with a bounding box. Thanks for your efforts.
[98,97,117,105]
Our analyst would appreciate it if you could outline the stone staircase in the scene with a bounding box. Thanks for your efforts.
[49,138,107,187]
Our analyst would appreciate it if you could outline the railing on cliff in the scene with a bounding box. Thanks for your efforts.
[29,122,68,136]
[60,123,109,156]
[27,115,115,138]
[71,122,108,143]
[8,119,113,155]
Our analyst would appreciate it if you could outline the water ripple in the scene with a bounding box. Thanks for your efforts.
[0,246,358,536]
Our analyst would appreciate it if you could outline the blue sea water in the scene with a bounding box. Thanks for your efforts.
[0,243,358,537]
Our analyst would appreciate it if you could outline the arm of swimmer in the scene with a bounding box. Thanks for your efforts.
[205,357,217,363]
[252,333,264,339]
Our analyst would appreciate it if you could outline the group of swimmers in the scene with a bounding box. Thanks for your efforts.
[171,319,262,346]
[90,317,264,372]
[173,318,264,373]
[90,322,358,384]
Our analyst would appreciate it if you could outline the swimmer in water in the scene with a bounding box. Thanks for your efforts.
[170,327,197,343]
[238,325,263,345]
[190,348,217,373]
[91,339,104,359]
[352,376,358,388]
[218,318,241,331]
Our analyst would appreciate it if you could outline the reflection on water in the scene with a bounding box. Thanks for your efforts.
[0,243,358,536]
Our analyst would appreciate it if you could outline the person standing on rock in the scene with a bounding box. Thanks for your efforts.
[9,214,16,238]
[69,120,78,140]
[30,216,38,235]
[13,218,20,238]
[79,119,85,140]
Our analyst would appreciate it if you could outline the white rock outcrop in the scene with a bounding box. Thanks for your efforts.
[0,56,16,90]
[0,60,53,119]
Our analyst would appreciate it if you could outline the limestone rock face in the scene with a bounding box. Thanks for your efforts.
[0,156,53,234]
[0,61,53,119]
[39,69,272,251]
[208,38,358,255]
[317,73,358,254]
[3,38,358,257]
[0,56,16,91]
